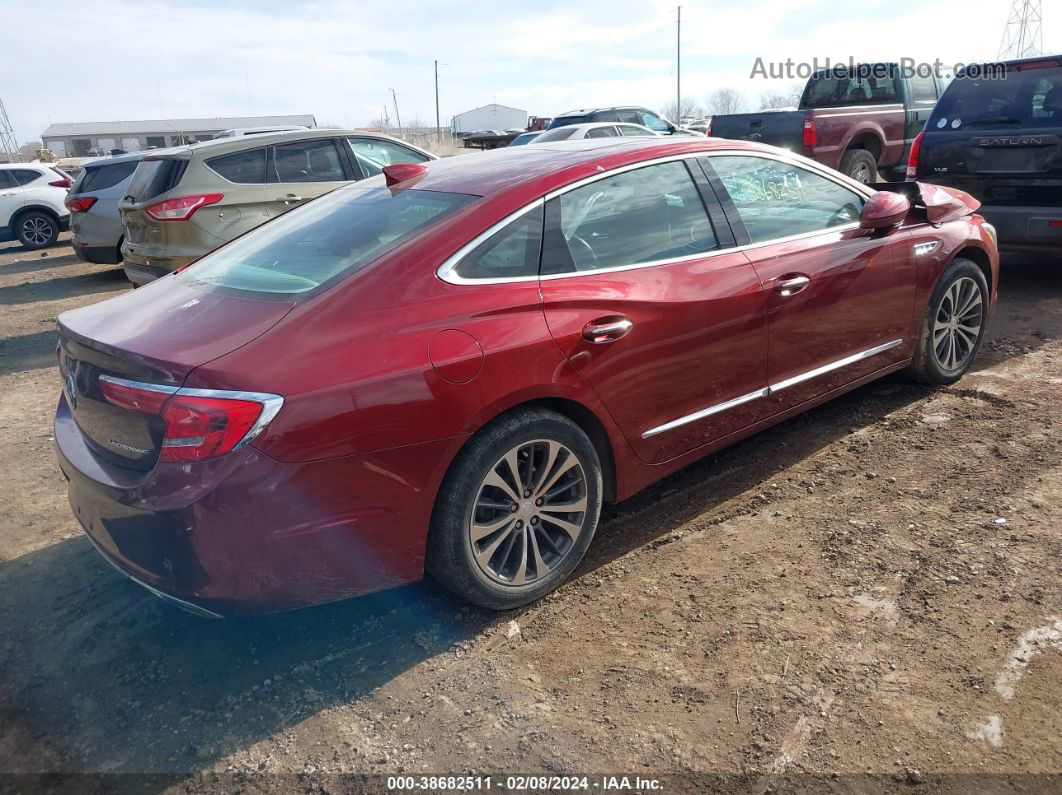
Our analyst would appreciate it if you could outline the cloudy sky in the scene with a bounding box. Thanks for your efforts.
[3,0,1058,143]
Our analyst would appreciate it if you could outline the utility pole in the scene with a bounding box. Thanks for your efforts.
[435,60,442,144]
[382,105,390,134]
[676,6,682,122]
[391,88,404,138]
[998,0,1043,59]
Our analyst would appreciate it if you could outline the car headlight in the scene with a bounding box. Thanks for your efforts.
[983,222,998,245]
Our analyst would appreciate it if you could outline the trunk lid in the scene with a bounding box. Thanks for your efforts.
[57,280,294,469]
[708,110,805,149]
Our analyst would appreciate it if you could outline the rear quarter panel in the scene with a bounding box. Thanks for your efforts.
[810,107,906,169]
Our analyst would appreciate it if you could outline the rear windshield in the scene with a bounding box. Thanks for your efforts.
[547,115,591,129]
[929,64,1062,130]
[177,186,477,297]
[802,69,899,108]
[76,160,139,193]
[125,158,188,202]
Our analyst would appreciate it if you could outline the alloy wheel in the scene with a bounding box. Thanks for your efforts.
[469,439,588,586]
[933,276,983,372]
[851,163,871,183]
[21,216,53,246]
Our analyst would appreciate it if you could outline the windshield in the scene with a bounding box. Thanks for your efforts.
[176,186,477,296]
[929,65,1062,129]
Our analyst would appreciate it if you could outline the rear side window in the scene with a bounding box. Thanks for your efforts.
[178,187,477,296]
[125,159,188,202]
[586,126,618,138]
[542,160,717,275]
[930,65,1062,129]
[908,75,938,103]
[10,169,43,185]
[803,69,899,107]
[206,148,267,183]
[0,171,16,189]
[271,139,346,183]
[346,138,430,178]
[77,160,138,193]
[453,205,543,280]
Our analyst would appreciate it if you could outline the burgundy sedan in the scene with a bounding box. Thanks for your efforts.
[55,137,998,616]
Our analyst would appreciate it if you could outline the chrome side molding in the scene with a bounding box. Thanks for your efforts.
[642,339,903,438]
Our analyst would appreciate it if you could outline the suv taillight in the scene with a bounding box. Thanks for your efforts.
[144,193,223,222]
[906,131,924,181]
[98,376,282,462]
[802,115,816,148]
[66,196,97,213]
[707,119,713,137]
[49,167,72,188]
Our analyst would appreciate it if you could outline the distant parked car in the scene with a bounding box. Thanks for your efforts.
[66,153,141,265]
[508,131,543,146]
[909,54,1061,253]
[0,163,71,249]
[548,106,700,136]
[534,123,659,142]
[709,62,944,182]
[214,125,310,138]
[685,119,711,134]
[119,129,435,285]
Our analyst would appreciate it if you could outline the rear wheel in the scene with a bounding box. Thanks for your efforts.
[839,149,878,184]
[426,408,603,610]
[16,211,59,250]
[906,258,988,384]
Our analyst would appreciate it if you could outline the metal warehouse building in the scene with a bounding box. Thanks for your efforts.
[451,104,527,134]
[40,114,317,157]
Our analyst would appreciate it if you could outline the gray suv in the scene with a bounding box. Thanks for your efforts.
[118,129,436,285]
[67,153,141,264]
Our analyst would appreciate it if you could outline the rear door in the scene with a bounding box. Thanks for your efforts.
[704,153,915,414]
[539,158,768,465]
[267,137,351,215]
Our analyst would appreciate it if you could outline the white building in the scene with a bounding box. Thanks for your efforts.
[451,104,527,134]
[41,114,317,157]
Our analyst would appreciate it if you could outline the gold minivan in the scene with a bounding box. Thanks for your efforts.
[119,129,436,285]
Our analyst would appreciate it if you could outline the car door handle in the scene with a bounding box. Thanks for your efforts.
[276,194,303,204]
[582,317,633,344]
[774,275,810,297]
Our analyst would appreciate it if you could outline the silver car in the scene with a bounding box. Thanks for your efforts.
[67,153,140,265]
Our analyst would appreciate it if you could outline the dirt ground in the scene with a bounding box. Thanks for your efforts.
[0,236,1059,793]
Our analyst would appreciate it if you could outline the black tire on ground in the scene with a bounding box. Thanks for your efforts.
[15,211,59,250]
[426,407,603,610]
[839,149,878,184]
[906,257,989,385]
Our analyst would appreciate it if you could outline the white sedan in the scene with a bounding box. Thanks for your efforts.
[533,122,660,142]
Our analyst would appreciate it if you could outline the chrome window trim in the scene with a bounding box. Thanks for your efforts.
[96,375,283,452]
[436,148,875,287]
[641,339,903,438]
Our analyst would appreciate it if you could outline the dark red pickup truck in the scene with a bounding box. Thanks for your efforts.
[710,63,943,182]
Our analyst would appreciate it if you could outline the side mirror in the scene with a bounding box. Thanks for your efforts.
[667,123,677,134]
[859,191,910,229]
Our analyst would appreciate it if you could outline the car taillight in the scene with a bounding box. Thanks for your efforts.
[49,177,73,188]
[65,196,97,213]
[802,116,816,148]
[706,119,713,137]
[906,131,924,181]
[98,376,283,462]
[144,193,223,222]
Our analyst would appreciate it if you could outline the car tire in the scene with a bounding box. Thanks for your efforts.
[906,258,989,384]
[426,407,603,610]
[15,211,59,250]
[839,149,878,184]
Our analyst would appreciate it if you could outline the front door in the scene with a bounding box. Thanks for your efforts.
[704,153,915,415]
[539,158,768,465]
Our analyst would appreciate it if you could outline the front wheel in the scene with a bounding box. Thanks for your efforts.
[839,149,878,184]
[906,258,988,384]
[426,408,603,610]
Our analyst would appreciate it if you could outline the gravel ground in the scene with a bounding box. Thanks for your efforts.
[0,236,1059,793]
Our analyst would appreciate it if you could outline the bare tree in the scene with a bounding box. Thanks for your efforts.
[661,97,703,122]
[19,140,43,161]
[706,88,746,116]
[760,83,804,110]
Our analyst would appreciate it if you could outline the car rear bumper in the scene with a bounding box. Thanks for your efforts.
[73,242,122,265]
[120,247,193,284]
[55,393,454,616]
[976,204,1062,251]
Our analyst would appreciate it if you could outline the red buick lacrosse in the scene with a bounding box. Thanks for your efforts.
[55,137,998,616]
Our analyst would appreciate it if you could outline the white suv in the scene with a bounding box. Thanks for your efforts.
[0,164,72,249]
